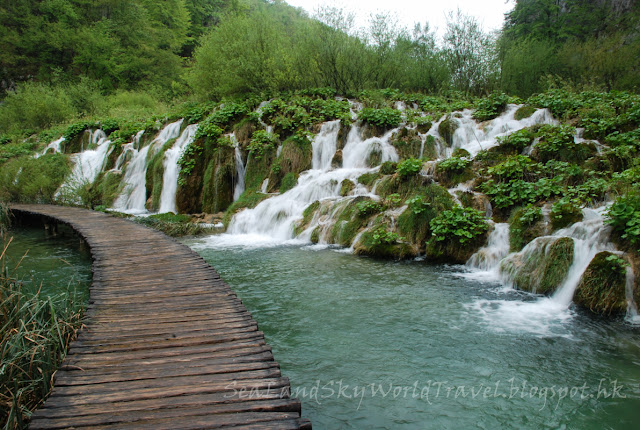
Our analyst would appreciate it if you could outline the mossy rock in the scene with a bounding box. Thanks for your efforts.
[422,135,439,160]
[425,230,488,264]
[392,128,422,160]
[362,123,386,139]
[574,252,628,315]
[354,239,416,260]
[234,118,259,148]
[96,171,123,207]
[357,172,381,189]
[328,197,373,246]
[244,146,276,191]
[198,147,235,214]
[340,179,355,196]
[438,116,458,146]
[310,226,321,243]
[295,200,320,235]
[417,121,432,134]
[376,174,432,201]
[331,149,343,169]
[63,129,92,154]
[452,148,470,158]
[514,105,536,121]
[280,172,299,193]
[509,207,547,252]
[267,138,311,191]
[500,237,574,295]
[379,161,397,175]
[367,149,383,167]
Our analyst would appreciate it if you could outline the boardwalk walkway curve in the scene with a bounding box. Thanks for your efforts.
[10,204,311,430]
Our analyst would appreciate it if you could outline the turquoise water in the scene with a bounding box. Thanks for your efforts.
[187,239,640,430]
[2,226,92,299]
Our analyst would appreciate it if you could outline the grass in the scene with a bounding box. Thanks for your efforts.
[0,238,85,428]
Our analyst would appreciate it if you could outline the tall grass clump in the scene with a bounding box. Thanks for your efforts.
[0,240,85,428]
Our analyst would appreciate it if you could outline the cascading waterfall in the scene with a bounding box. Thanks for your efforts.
[625,268,640,323]
[232,134,247,201]
[222,122,397,242]
[466,223,510,273]
[57,130,111,201]
[435,105,557,158]
[158,124,198,214]
[37,136,65,158]
[312,120,340,170]
[112,120,184,214]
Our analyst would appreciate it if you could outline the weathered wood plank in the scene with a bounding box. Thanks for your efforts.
[10,204,310,429]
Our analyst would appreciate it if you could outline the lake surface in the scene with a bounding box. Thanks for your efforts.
[187,237,640,430]
[3,226,92,299]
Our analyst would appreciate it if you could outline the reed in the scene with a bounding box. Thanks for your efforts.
[0,238,85,429]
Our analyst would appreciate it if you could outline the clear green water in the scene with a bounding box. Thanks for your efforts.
[3,226,92,299]
[187,240,640,430]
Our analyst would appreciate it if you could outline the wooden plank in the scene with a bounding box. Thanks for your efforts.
[9,204,310,429]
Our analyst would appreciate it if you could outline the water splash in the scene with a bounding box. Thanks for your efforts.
[57,132,111,201]
[312,120,340,171]
[233,134,247,201]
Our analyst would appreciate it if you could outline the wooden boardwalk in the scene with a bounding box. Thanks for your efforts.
[10,204,311,430]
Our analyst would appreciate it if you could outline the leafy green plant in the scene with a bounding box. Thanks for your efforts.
[396,158,422,178]
[177,142,203,186]
[248,130,278,159]
[370,227,403,245]
[437,157,471,174]
[473,93,509,121]
[430,206,489,245]
[487,155,537,182]
[550,197,583,230]
[359,108,402,129]
[194,120,223,141]
[496,128,535,153]
[356,200,384,217]
[606,192,640,249]
[405,195,430,215]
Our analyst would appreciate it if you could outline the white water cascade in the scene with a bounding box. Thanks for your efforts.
[466,207,632,334]
[57,130,111,200]
[232,134,247,201]
[433,105,558,158]
[220,122,397,243]
[158,124,198,214]
[37,136,65,158]
[466,223,510,273]
[112,120,184,214]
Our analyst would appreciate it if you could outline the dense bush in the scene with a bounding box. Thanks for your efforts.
[429,206,489,245]
[396,158,422,178]
[606,192,640,249]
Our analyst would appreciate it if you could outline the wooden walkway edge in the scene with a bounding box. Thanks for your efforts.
[10,204,311,430]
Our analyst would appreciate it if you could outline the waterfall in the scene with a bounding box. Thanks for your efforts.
[233,135,247,201]
[312,120,340,171]
[221,122,395,242]
[158,124,198,214]
[625,267,640,323]
[467,223,510,273]
[36,136,64,158]
[112,120,184,214]
[57,132,111,201]
[433,105,557,158]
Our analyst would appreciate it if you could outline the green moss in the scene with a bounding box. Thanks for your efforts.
[376,174,428,201]
[392,128,422,160]
[438,116,458,146]
[244,146,276,191]
[379,161,398,175]
[310,226,320,243]
[340,179,355,196]
[145,138,175,211]
[574,252,628,315]
[367,149,382,167]
[354,228,414,259]
[452,148,470,158]
[501,237,574,295]
[329,197,373,246]
[357,172,381,189]
[509,206,545,251]
[435,157,474,187]
[200,147,236,214]
[420,135,438,160]
[514,105,536,121]
[95,171,122,207]
[280,172,298,193]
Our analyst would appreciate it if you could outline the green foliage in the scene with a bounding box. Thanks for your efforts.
[359,108,402,129]
[379,161,398,175]
[396,158,422,178]
[405,195,430,215]
[496,128,535,153]
[177,142,203,187]
[437,157,471,174]
[550,197,583,230]
[430,206,489,245]
[356,200,384,218]
[248,130,279,160]
[0,154,71,203]
[606,192,640,249]
[473,93,509,121]
[369,227,402,246]
[487,155,537,182]
[195,121,224,141]
[514,105,537,120]
[509,205,543,251]
[358,172,381,188]
[63,121,97,142]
